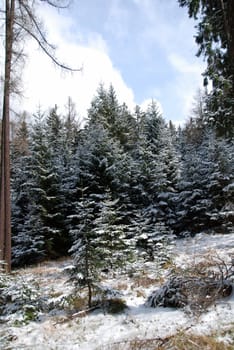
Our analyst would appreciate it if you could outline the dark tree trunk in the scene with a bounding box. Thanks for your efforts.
[227,0,234,91]
[88,282,92,309]
[226,0,234,137]
[226,1,234,63]
[85,246,92,308]
[0,0,15,273]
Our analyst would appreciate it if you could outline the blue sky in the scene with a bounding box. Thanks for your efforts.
[20,0,205,126]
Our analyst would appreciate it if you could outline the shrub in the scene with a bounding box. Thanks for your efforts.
[146,252,233,314]
[102,298,127,314]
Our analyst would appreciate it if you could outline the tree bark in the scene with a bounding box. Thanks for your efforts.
[225,0,234,137]
[227,0,234,90]
[221,0,234,86]
[0,0,15,273]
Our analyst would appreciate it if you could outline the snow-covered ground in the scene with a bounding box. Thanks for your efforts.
[1,232,234,349]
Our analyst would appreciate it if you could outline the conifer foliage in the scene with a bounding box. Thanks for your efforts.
[178,0,234,137]
[9,85,234,275]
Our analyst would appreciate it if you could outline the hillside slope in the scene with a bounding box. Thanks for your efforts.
[1,232,234,349]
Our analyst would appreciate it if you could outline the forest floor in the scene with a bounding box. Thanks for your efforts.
[1,232,234,350]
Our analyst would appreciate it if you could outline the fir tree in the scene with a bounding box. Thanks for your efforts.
[69,190,134,307]
[174,126,234,236]
[11,114,45,266]
[178,0,234,137]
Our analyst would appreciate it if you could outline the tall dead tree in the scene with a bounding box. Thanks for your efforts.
[0,0,80,273]
[0,0,15,273]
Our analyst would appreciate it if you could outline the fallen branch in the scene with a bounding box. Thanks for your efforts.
[53,305,100,324]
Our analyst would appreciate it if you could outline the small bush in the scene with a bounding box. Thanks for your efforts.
[102,298,127,314]
[0,275,40,316]
[146,252,233,314]
[61,294,88,312]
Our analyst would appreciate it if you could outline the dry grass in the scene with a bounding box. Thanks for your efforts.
[115,281,129,291]
[15,257,71,276]
[159,332,234,350]
[175,250,234,281]
[61,293,88,312]
[131,276,162,289]
[104,330,234,350]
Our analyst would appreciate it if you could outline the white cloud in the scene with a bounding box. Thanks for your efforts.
[168,53,203,74]
[18,7,135,122]
[167,53,205,119]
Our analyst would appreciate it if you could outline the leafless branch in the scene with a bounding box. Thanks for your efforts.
[14,0,81,72]
[39,0,72,9]
[14,19,81,71]
[18,0,56,51]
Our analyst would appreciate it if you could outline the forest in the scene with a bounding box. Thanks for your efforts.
[9,85,234,270]
[0,0,234,348]
[1,85,234,349]
[0,0,233,272]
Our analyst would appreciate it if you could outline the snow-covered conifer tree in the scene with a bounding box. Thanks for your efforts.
[69,189,134,307]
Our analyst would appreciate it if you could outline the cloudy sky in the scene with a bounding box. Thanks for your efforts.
[20,0,205,126]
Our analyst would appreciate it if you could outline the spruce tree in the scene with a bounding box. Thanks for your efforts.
[174,125,233,236]
[69,190,134,307]
[42,107,70,256]
[11,115,45,266]
[178,0,234,137]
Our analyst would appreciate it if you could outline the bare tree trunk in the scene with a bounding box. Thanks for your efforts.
[225,0,234,137]
[85,246,92,308]
[227,0,234,89]
[0,0,15,273]
[221,0,234,85]
[88,282,92,309]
